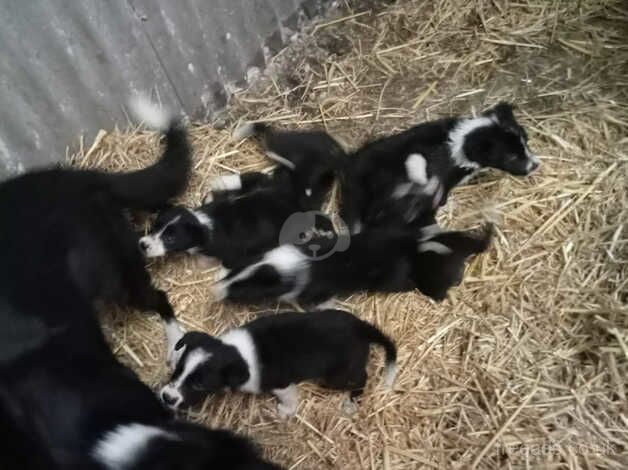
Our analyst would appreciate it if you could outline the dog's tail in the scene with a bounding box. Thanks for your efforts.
[105,96,191,210]
[357,320,397,389]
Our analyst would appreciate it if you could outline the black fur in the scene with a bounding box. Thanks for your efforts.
[0,115,282,469]
[163,310,396,411]
[141,124,346,268]
[341,102,537,232]
[216,225,493,305]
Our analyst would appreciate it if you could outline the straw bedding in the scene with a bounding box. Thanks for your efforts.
[71,0,627,468]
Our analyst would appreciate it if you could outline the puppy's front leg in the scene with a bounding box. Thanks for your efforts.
[272,384,298,419]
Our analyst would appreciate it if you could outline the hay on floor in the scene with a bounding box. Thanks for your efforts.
[72,0,628,468]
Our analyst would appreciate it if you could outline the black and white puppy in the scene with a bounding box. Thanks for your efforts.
[160,310,397,417]
[139,124,346,268]
[212,224,493,306]
[341,102,539,232]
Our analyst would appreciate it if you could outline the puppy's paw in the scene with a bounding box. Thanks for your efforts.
[277,402,297,420]
[342,398,359,415]
[195,255,219,271]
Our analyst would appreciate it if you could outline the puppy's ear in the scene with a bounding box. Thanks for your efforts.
[222,359,250,389]
[175,331,208,351]
[487,102,516,124]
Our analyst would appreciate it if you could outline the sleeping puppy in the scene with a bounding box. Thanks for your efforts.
[341,102,539,233]
[160,310,397,417]
[139,124,346,268]
[212,223,493,307]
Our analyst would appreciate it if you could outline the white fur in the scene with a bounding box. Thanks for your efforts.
[161,348,211,409]
[212,245,309,302]
[342,397,359,415]
[92,423,177,469]
[418,241,453,255]
[190,209,213,229]
[419,224,442,241]
[383,362,397,389]
[392,182,413,199]
[232,122,256,141]
[272,384,297,418]
[405,153,428,185]
[315,297,338,310]
[266,151,296,170]
[305,188,312,197]
[140,215,181,258]
[448,116,493,168]
[139,235,166,257]
[220,329,261,394]
[128,95,171,131]
[209,174,242,192]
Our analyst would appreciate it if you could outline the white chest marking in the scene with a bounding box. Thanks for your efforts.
[448,116,493,169]
[220,329,260,394]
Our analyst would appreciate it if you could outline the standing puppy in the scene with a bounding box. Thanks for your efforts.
[160,310,397,417]
[342,102,539,232]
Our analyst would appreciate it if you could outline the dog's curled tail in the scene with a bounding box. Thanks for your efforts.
[105,96,191,210]
[357,320,398,389]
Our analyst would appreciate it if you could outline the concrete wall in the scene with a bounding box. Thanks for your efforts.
[0,0,327,177]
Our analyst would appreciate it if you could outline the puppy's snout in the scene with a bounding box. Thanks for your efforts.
[160,389,179,407]
[139,239,149,252]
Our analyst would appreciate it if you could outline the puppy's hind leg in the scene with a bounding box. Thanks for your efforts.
[272,384,298,419]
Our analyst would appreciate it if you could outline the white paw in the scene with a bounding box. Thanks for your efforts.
[214,266,230,281]
[277,402,297,419]
[203,192,214,204]
[342,398,358,415]
[195,255,219,270]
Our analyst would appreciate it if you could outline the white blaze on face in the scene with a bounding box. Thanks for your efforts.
[139,215,181,257]
[160,348,212,409]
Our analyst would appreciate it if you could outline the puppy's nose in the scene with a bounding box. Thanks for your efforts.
[161,389,178,407]
[139,239,149,252]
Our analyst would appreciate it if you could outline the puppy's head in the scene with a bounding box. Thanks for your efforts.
[464,103,539,176]
[160,332,249,409]
[414,224,493,300]
[139,206,210,257]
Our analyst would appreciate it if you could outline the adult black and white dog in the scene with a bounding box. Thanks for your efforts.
[0,98,282,470]
[211,223,493,307]
[139,123,346,269]
[0,97,190,362]
[341,102,539,233]
[160,310,397,417]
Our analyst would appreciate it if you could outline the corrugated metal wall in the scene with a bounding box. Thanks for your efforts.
[0,0,327,177]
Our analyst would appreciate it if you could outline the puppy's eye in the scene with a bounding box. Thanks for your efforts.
[163,234,176,244]
[189,381,205,392]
